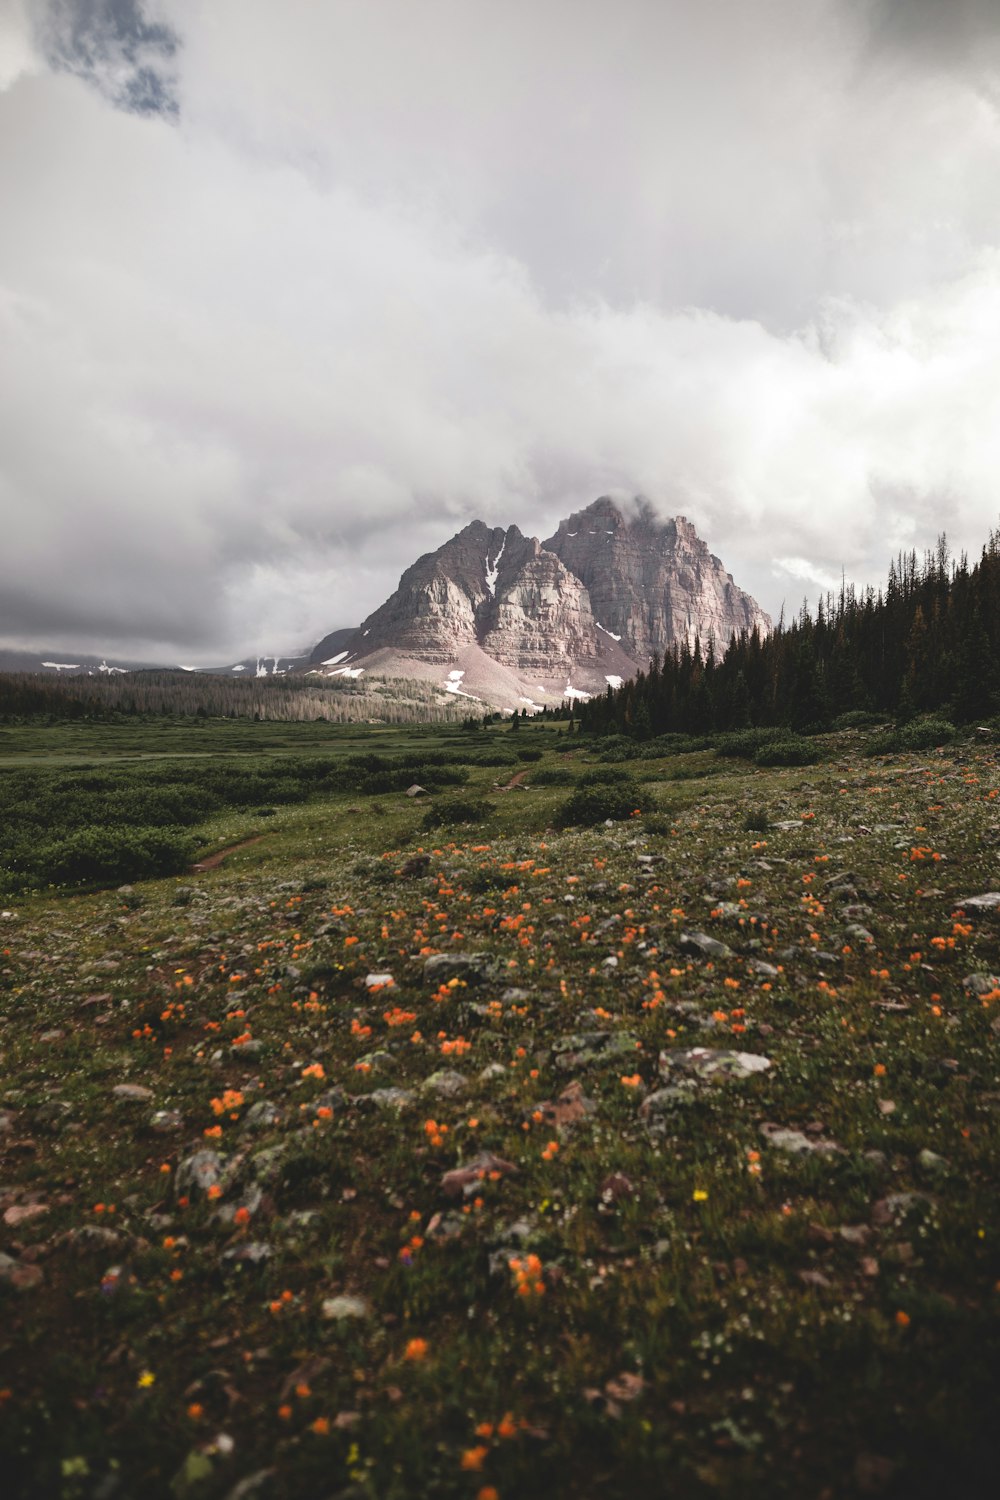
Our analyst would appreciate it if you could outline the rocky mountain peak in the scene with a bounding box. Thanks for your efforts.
[309,497,768,709]
[544,496,769,660]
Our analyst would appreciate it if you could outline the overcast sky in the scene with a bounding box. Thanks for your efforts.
[2,0,1000,662]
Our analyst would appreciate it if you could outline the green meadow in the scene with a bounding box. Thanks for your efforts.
[1,717,998,1499]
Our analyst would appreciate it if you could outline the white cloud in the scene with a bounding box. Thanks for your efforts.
[1,1,1000,659]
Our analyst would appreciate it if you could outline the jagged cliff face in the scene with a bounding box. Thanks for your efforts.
[543,497,770,658]
[309,499,769,708]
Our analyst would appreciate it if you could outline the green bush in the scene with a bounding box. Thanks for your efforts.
[554,779,646,826]
[33,825,197,886]
[714,727,787,759]
[578,768,626,787]
[514,748,543,763]
[864,717,957,756]
[421,796,495,830]
[753,736,822,767]
[530,767,576,786]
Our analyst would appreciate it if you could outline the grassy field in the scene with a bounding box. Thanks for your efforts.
[1,718,998,1499]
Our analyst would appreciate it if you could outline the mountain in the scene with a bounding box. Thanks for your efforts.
[0,648,312,678]
[308,498,769,710]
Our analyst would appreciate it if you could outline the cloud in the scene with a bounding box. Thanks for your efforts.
[34,0,179,116]
[1,1,1000,660]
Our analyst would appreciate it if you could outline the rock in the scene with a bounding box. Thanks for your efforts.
[748,960,779,977]
[354,1088,415,1111]
[425,1210,467,1242]
[399,854,431,876]
[0,1251,43,1289]
[962,973,1000,996]
[423,951,501,985]
[639,1085,697,1117]
[365,973,395,989]
[871,1192,936,1226]
[3,1202,48,1228]
[112,1084,154,1103]
[441,1152,518,1198]
[954,892,1000,912]
[659,1047,772,1082]
[916,1148,950,1178]
[679,931,734,961]
[420,1069,469,1098]
[404,785,428,798]
[221,1241,273,1266]
[149,1109,184,1134]
[322,1294,371,1320]
[552,1031,640,1071]
[34,1099,73,1132]
[175,1149,225,1198]
[241,1100,285,1132]
[760,1123,842,1156]
[534,1079,597,1127]
[479,1062,507,1081]
[844,924,875,944]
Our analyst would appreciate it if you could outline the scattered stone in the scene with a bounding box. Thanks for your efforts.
[175,1149,225,1199]
[760,1123,842,1156]
[599,1172,636,1203]
[679,931,734,961]
[871,1192,936,1226]
[659,1047,772,1083]
[424,1211,467,1242]
[221,1242,273,1266]
[423,951,501,985]
[354,1088,415,1112]
[748,960,779,978]
[954,892,1000,912]
[639,1085,697,1117]
[420,1069,468,1098]
[241,1100,284,1132]
[365,973,395,989]
[0,1251,43,1289]
[405,785,428,798]
[441,1152,518,1199]
[798,1269,832,1288]
[112,1084,154,1103]
[552,1031,639,1071]
[66,1225,124,1253]
[838,1224,872,1246]
[479,1063,507,1081]
[3,1202,48,1228]
[149,1109,185,1134]
[962,973,1000,996]
[534,1079,596,1127]
[916,1148,950,1178]
[322,1294,371,1320]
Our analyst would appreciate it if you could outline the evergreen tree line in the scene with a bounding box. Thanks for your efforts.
[0,670,487,725]
[579,529,1000,738]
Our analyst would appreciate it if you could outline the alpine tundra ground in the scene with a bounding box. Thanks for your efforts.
[1,720,998,1500]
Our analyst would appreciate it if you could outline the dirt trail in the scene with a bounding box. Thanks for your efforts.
[499,769,529,790]
[191,836,266,872]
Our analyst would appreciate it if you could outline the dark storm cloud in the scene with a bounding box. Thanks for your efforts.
[37,0,179,117]
[865,0,1000,67]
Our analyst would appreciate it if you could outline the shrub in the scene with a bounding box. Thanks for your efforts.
[831,710,882,730]
[578,768,626,787]
[741,807,770,832]
[421,796,495,830]
[554,779,646,826]
[714,728,786,760]
[514,748,543,763]
[753,736,822,767]
[864,717,957,756]
[33,825,197,886]
[530,767,576,786]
